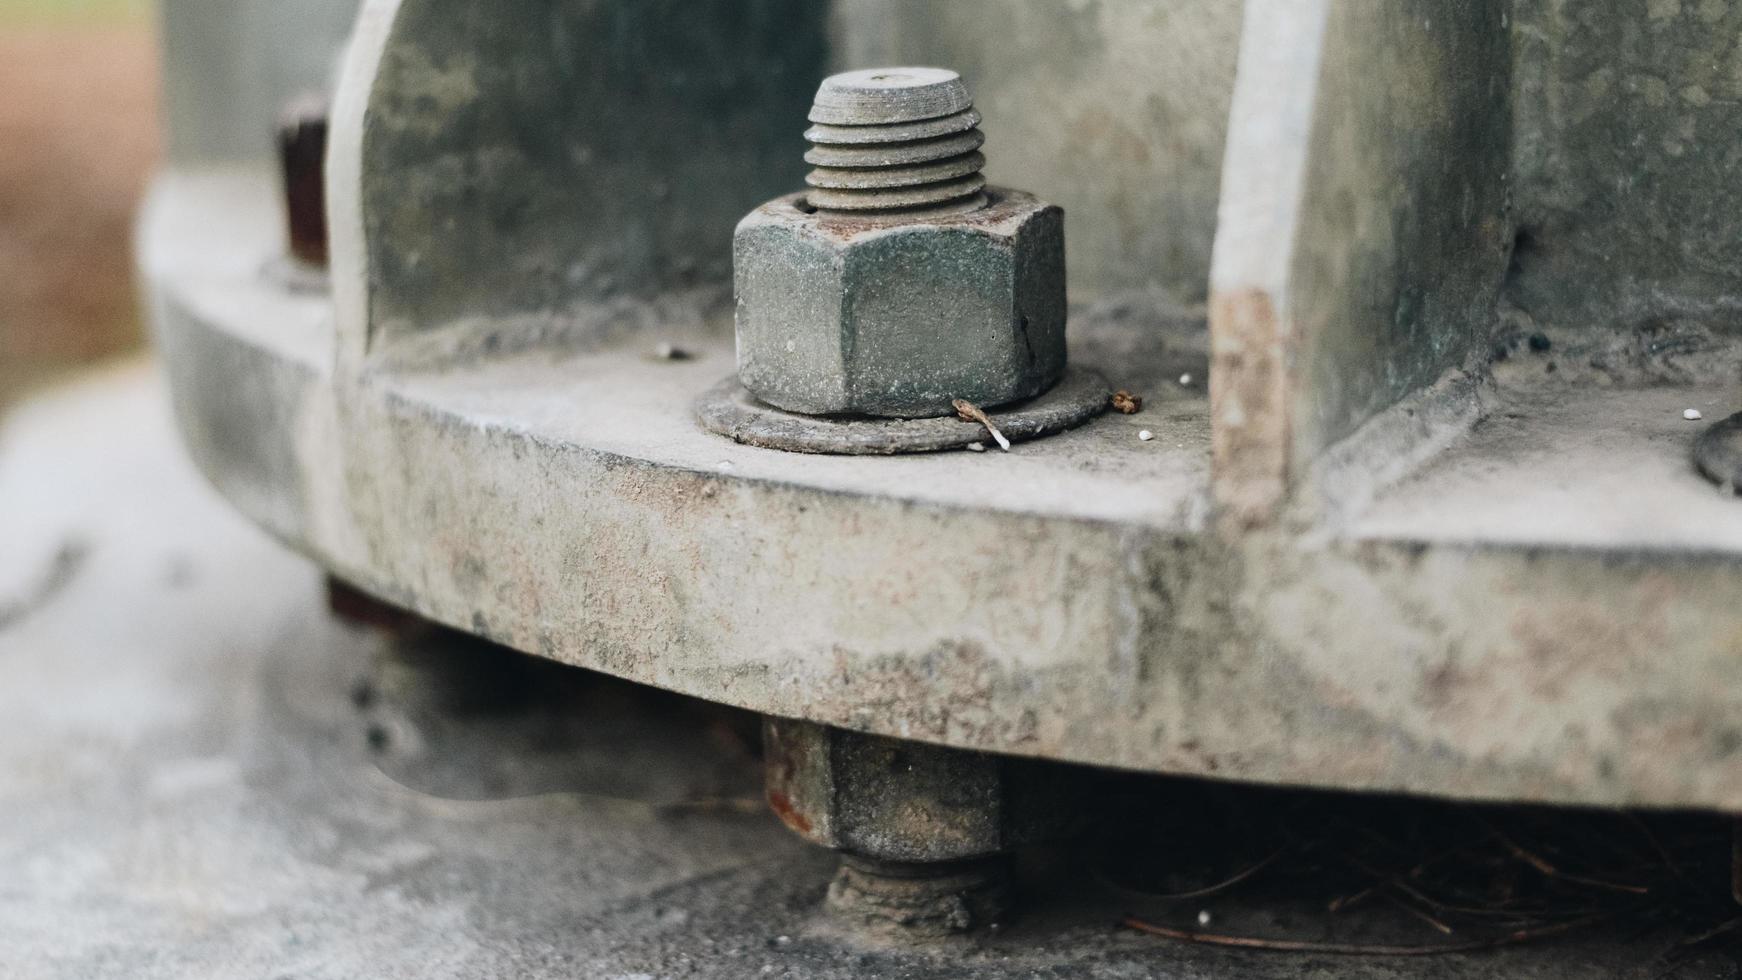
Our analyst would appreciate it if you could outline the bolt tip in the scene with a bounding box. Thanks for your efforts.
[809,66,972,126]
[804,67,986,217]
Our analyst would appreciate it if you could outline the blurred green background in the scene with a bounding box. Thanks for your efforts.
[0,0,158,409]
[0,0,149,24]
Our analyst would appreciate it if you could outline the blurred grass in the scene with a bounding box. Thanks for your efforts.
[0,0,151,24]
[0,2,157,412]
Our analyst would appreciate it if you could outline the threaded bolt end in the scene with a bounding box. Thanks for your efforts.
[803,68,988,218]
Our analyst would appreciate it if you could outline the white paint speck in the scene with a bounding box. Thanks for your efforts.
[1197,910,1213,926]
[966,442,986,452]
[1684,408,1704,420]
[1179,372,1194,386]
[1138,430,1155,441]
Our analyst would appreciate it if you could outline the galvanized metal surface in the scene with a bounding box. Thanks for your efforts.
[828,0,1243,306]
[733,189,1065,418]
[1509,0,1742,334]
[762,718,1067,863]
[1210,0,1513,526]
[0,366,1699,978]
[146,166,1742,814]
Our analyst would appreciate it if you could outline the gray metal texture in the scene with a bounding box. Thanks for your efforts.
[829,0,1244,306]
[341,0,1245,367]
[357,0,829,354]
[1210,0,1514,525]
[695,365,1108,455]
[1,366,1683,977]
[802,68,988,215]
[809,66,971,126]
[827,854,1010,935]
[144,167,1742,813]
[1510,0,1742,334]
[734,188,1065,417]
[762,718,1068,863]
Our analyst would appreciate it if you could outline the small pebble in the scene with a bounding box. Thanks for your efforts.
[716,461,734,472]
[652,341,691,360]
[1528,332,1552,352]
[1197,910,1213,926]
[1138,429,1155,442]
[966,441,987,452]
[1179,372,1193,386]
[1684,408,1704,421]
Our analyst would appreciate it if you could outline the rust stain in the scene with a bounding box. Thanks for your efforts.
[1210,287,1292,531]
[1507,573,1675,701]
[765,790,811,834]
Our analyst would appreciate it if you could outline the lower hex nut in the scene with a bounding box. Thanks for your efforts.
[763,717,1072,932]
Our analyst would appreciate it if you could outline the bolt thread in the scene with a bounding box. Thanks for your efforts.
[802,68,988,217]
[827,854,1010,934]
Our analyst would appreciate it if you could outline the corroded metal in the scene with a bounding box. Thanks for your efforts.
[763,717,1071,931]
[828,854,1009,935]
[762,718,1072,861]
[276,94,329,268]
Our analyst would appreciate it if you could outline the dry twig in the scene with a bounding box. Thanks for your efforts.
[1122,911,1617,957]
[952,398,1010,451]
[1103,848,1288,902]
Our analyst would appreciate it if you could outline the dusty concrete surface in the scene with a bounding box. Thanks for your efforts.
[0,362,1711,978]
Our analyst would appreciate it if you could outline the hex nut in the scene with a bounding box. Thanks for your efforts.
[733,189,1066,419]
[763,717,1070,864]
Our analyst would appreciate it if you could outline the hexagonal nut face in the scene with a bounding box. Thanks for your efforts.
[733,189,1066,418]
[763,718,1074,863]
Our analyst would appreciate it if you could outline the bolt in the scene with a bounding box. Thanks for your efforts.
[828,854,1010,935]
[276,94,329,268]
[802,67,988,218]
[733,67,1067,419]
[763,716,1075,934]
[327,575,425,635]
